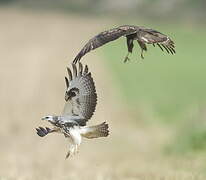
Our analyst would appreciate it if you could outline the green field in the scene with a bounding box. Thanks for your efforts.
[102,26,206,122]
[102,25,206,154]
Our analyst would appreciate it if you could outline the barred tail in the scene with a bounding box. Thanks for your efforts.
[81,122,109,139]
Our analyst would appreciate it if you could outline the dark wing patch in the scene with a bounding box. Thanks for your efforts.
[63,63,97,124]
[73,26,137,63]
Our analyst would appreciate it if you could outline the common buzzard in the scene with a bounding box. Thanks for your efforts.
[73,25,175,63]
[36,63,109,158]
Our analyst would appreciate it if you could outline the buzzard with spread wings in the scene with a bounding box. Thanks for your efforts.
[36,63,109,158]
[73,25,175,63]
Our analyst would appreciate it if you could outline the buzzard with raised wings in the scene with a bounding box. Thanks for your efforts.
[73,25,175,63]
[36,63,109,158]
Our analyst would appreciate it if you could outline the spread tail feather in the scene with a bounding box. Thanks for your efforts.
[80,122,109,139]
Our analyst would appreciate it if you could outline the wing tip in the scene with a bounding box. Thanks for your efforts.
[36,126,50,137]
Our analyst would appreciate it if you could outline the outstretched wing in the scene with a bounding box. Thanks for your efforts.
[137,27,175,54]
[62,62,97,125]
[73,25,175,63]
[73,25,137,63]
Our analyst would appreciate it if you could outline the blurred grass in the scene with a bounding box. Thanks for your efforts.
[1,7,206,179]
[165,105,206,154]
[101,24,206,154]
[101,25,206,123]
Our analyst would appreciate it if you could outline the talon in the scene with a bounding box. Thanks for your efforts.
[65,151,70,159]
[124,52,131,63]
[124,56,130,63]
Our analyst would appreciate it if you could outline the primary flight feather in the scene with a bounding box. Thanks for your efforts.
[73,25,175,63]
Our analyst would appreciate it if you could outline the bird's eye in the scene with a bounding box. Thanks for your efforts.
[70,91,76,97]
[66,90,77,98]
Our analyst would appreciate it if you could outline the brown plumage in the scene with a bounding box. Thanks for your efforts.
[73,25,175,63]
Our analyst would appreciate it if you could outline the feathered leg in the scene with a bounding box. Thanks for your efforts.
[74,144,79,154]
[65,143,80,158]
[65,129,81,158]
[137,40,147,59]
[140,49,144,59]
[124,37,134,63]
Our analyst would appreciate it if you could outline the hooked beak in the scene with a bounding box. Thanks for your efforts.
[65,92,70,101]
[41,117,47,120]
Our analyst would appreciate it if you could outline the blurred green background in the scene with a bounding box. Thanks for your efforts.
[1,0,206,179]
[102,25,206,153]
[1,0,206,24]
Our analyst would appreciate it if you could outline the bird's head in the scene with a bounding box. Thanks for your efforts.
[41,115,62,127]
[41,115,56,123]
[65,88,79,101]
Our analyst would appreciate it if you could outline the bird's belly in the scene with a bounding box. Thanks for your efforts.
[69,127,82,145]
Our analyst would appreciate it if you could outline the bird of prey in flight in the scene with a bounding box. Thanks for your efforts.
[73,25,175,63]
[36,63,109,158]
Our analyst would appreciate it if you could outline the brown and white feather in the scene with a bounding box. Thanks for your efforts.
[73,25,175,63]
[63,63,97,125]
